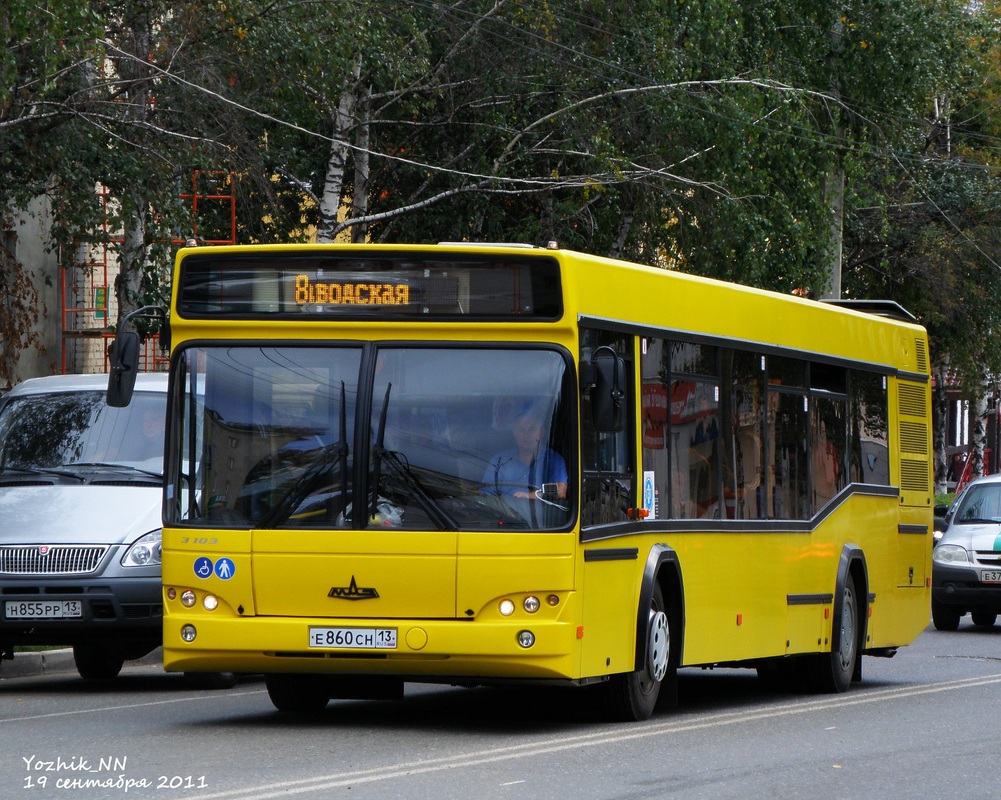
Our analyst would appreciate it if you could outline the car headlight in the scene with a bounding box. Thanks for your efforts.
[933,543,970,565]
[122,529,163,567]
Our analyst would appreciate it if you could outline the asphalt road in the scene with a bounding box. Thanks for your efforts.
[2,621,1000,800]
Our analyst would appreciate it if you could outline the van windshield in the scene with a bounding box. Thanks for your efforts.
[0,391,166,476]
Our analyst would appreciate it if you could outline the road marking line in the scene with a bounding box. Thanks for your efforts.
[176,673,1001,800]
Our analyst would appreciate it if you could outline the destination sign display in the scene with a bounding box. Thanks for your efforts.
[176,250,562,320]
[293,275,410,306]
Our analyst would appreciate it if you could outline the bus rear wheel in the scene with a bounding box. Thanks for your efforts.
[265,674,330,713]
[810,573,859,693]
[602,583,671,721]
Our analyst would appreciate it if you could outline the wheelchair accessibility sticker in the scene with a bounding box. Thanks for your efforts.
[193,557,213,579]
[193,556,236,580]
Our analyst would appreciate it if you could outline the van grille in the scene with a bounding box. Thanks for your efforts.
[0,546,107,575]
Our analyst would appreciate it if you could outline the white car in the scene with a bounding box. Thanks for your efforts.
[0,373,168,679]
[932,473,1001,631]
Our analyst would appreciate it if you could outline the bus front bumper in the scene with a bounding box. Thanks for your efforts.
[162,614,584,682]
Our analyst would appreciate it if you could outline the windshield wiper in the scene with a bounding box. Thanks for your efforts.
[370,383,458,531]
[0,466,85,482]
[259,381,351,529]
[66,462,162,479]
[337,381,349,523]
[258,441,344,528]
[379,448,459,531]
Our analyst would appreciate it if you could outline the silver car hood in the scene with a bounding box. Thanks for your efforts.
[944,523,1001,551]
[0,484,161,545]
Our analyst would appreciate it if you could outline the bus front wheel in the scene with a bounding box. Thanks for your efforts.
[602,583,671,721]
[265,673,330,713]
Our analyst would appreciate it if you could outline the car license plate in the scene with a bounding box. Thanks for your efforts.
[981,570,1001,584]
[308,627,397,649]
[4,600,83,619]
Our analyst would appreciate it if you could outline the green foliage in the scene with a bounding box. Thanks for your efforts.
[1,0,1000,410]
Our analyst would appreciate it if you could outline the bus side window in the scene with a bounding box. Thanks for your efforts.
[581,330,635,526]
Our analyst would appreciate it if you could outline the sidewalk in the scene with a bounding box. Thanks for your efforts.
[1,647,164,680]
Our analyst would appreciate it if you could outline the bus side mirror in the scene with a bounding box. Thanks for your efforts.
[589,346,626,432]
[107,329,141,407]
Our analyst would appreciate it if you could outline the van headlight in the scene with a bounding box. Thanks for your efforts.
[122,530,163,567]
[933,543,970,565]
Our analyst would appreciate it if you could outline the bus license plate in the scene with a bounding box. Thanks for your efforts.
[5,600,83,619]
[981,570,1001,584]
[308,627,397,649]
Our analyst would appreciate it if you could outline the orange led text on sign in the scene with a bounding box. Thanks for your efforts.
[294,275,410,305]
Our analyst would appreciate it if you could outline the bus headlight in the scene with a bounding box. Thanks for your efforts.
[517,630,535,648]
[121,530,162,567]
[181,625,197,642]
[181,590,196,607]
[499,599,515,616]
[523,596,540,613]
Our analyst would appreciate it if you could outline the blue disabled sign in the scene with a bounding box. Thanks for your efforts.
[193,557,213,579]
[214,557,236,580]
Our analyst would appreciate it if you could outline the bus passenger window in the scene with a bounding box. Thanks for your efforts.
[668,341,720,520]
[720,349,764,520]
[850,371,889,485]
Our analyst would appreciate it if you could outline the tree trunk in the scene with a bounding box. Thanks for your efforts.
[932,363,950,494]
[351,85,371,244]
[820,167,844,300]
[971,390,989,481]
[316,55,363,244]
[114,207,148,323]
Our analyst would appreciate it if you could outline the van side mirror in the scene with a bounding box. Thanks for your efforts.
[588,346,627,432]
[107,329,141,407]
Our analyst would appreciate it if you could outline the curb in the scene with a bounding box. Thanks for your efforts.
[1,647,165,680]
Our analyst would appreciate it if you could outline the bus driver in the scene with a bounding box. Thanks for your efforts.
[482,408,568,504]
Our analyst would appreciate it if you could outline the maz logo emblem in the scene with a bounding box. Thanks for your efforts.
[327,576,379,600]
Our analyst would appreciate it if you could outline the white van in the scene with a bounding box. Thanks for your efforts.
[0,373,168,679]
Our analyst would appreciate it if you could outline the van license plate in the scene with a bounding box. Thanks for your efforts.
[308,627,397,649]
[981,570,1001,584]
[4,600,83,619]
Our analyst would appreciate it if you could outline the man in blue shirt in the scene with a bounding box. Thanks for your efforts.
[483,410,568,505]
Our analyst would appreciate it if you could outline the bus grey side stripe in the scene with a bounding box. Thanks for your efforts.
[898,524,928,534]
[787,593,835,606]
[584,548,639,562]
[580,483,900,543]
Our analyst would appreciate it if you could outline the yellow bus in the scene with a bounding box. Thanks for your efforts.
[108,242,933,720]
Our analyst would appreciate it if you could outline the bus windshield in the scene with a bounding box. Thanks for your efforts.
[169,346,574,531]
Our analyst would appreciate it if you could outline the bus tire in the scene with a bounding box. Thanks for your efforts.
[265,673,330,713]
[602,583,670,721]
[811,572,859,693]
